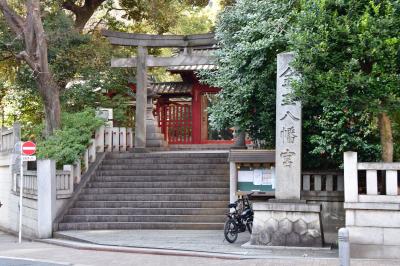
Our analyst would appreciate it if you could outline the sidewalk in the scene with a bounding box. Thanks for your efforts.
[52,230,337,258]
[1,230,399,266]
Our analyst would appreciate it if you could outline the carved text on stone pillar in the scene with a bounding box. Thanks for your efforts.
[275,52,302,199]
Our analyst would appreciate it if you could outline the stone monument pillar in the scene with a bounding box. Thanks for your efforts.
[275,52,302,200]
[249,52,323,247]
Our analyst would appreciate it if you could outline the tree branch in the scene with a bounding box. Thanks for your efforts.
[15,50,37,71]
[61,0,81,14]
[0,0,25,37]
[61,0,106,31]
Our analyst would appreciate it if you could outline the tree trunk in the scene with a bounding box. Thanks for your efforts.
[0,0,62,136]
[62,0,106,32]
[37,73,61,136]
[378,112,393,162]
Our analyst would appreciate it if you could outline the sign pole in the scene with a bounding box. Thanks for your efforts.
[18,141,23,244]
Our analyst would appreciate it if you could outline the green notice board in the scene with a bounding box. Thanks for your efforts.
[237,168,275,193]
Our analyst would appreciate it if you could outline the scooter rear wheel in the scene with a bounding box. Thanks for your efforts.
[224,219,238,243]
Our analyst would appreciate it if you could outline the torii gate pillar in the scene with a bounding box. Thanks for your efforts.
[134,46,148,152]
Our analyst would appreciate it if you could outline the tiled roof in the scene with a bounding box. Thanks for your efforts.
[168,64,216,71]
[151,82,192,95]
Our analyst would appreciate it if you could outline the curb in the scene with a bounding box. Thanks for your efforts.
[38,238,252,260]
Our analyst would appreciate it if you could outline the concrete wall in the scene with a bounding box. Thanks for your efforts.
[345,204,400,259]
[306,200,344,245]
[0,153,39,238]
[343,151,400,259]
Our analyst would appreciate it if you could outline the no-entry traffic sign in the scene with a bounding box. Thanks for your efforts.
[21,141,36,156]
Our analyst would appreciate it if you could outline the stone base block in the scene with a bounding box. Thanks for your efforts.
[250,202,323,247]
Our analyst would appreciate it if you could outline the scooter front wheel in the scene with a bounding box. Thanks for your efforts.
[224,219,238,243]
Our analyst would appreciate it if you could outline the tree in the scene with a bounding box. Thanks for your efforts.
[290,0,400,162]
[0,0,61,135]
[203,0,295,147]
[61,0,106,31]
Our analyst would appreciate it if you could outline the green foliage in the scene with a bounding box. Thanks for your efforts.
[290,0,400,163]
[36,109,104,165]
[203,0,295,148]
[117,0,209,33]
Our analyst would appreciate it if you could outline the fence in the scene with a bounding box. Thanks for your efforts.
[343,151,400,259]
[12,170,74,199]
[9,124,133,200]
[96,126,134,153]
[301,171,344,200]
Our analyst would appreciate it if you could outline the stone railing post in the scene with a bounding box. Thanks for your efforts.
[12,122,21,146]
[95,125,105,152]
[338,228,350,266]
[89,139,96,163]
[344,151,358,202]
[37,159,56,238]
[229,161,237,203]
[73,160,81,184]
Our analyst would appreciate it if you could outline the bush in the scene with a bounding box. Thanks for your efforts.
[36,108,104,165]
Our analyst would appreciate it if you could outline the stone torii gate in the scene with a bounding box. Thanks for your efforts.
[102,30,216,152]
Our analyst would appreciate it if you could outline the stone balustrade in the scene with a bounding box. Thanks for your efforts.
[13,170,73,199]
[343,151,400,259]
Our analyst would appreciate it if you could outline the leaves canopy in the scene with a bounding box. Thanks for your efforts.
[289,0,400,162]
[204,0,295,148]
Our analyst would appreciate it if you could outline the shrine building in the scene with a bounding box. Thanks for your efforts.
[102,31,240,149]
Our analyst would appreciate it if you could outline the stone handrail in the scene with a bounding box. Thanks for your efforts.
[344,151,400,203]
[301,171,344,201]
[7,124,133,201]
[13,170,73,199]
[302,171,344,192]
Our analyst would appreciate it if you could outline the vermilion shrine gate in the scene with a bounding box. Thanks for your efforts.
[102,30,235,151]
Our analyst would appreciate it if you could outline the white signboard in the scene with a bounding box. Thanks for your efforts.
[238,170,253,182]
[21,155,36,161]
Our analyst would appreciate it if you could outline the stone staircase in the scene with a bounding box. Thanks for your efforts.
[57,151,230,230]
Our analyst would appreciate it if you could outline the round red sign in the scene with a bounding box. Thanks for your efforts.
[22,141,36,156]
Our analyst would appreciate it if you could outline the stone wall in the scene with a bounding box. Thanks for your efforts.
[250,202,323,247]
[0,154,39,238]
[345,203,400,259]
[343,151,400,259]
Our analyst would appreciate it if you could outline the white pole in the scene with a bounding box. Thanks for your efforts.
[18,141,23,244]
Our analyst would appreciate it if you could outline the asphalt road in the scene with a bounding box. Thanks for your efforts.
[0,257,70,266]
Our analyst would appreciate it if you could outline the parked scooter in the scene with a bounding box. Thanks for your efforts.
[224,193,254,243]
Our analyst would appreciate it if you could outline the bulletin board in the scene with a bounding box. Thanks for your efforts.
[237,164,275,193]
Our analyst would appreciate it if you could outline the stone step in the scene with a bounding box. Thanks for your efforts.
[92,175,229,182]
[169,144,233,150]
[86,181,228,189]
[68,208,227,216]
[74,201,228,209]
[78,194,229,201]
[105,152,228,160]
[81,188,229,195]
[99,164,228,170]
[101,158,229,165]
[62,214,226,223]
[58,222,224,230]
[97,169,229,176]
